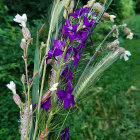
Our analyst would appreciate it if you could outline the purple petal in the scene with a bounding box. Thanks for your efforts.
[53,48,64,57]
[41,97,51,109]
[56,90,66,100]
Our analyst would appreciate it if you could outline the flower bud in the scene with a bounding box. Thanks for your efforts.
[64,0,70,9]
[103,13,110,18]
[13,93,22,106]
[21,74,25,84]
[22,27,31,40]
[47,59,52,64]
[112,25,119,38]
[87,0,95,8]
[20,39,27,50]
[107,39,119,50]
[93,2,103,12]
[69,0,74,14]
[109,15,116,22]
[123,26,133,40]
[63,9,68,19]
[41,90,52,103]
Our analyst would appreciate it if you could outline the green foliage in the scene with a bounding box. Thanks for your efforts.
[111,0,135,20]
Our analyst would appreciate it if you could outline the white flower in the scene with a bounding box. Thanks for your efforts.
[126,32,133,40]
[49,83,59,91]
[109,15,116,22]
[120,50,131,61]
[13,14,27,27]
[6,81,16,94]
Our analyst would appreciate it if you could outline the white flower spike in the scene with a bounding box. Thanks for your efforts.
[109,15,116,22]
[7,81,16,94]
[120,50,131,61]
[13,14,27,27]
[50,83,59,91]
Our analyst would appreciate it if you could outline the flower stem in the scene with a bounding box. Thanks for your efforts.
[32,0,61,139]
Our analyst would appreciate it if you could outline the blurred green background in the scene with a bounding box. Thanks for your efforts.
[0,0,140,139]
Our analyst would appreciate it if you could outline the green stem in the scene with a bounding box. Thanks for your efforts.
[24,57,31,140]
[33,1,61,139]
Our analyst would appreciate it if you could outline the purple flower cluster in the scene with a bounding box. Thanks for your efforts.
[44,7,98,109]
[57,68,75,108]
[60,126,69,140]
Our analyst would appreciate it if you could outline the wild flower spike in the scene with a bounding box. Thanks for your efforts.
[7,81,16,94]
[49,83,59,91]
[13,14,27,27]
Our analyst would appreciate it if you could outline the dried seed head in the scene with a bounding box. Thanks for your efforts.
[13,93,21,106]
[22,27,31,40]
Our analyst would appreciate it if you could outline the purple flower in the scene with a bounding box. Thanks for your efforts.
[33,97,51,109]
[70,7,90,18]
[60,126,69,140]
[45,40,66,62]
[64,46,73,60]
[56,87,75,108]
[73,47,82,66]
[83,16,96,30]
[62,19,79,42]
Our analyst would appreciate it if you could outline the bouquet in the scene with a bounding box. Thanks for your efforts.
[6,0,133,139]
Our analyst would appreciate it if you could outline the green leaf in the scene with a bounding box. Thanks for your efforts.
[30,31,40,139]
[32,32,40,105]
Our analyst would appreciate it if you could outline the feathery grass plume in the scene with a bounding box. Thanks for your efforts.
[74,50,120,100]
[20,103,32,140]
[51,0,66,33]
